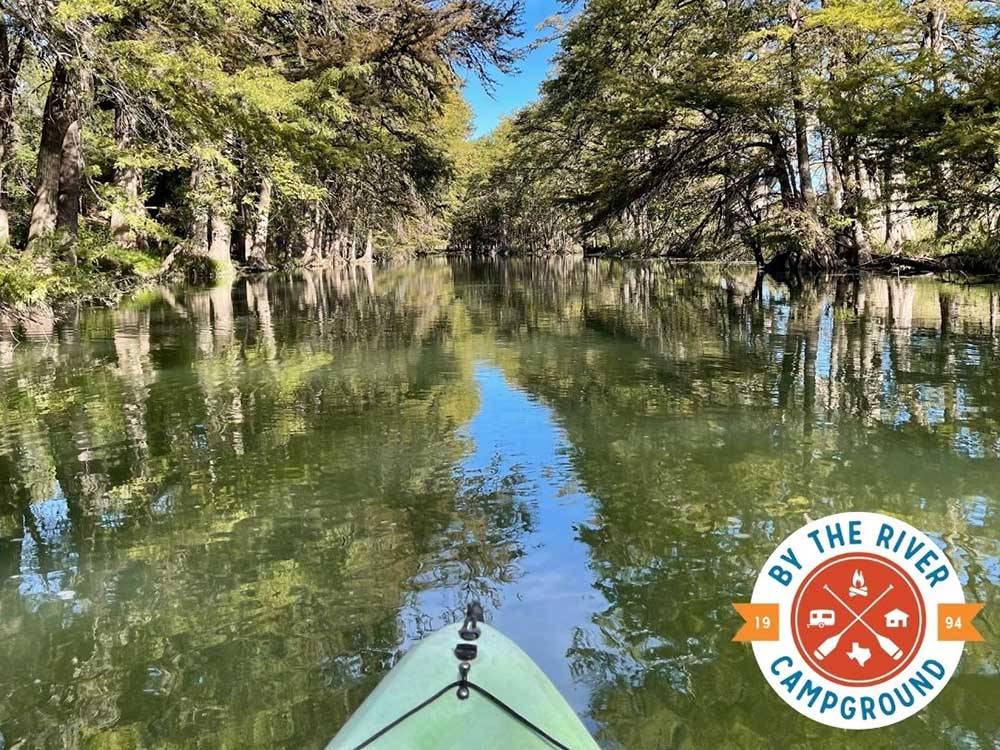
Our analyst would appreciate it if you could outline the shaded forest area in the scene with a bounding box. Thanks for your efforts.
[454,1,1000,275]
[0,0,521,305]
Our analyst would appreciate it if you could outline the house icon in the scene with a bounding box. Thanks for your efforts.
[884,608,909,628]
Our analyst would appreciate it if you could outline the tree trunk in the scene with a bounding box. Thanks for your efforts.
[332,224,349,264]
[924,7,952,237]
[28,61,80,256]
[338,226,350,263]
[302,202,320,266]
[837,138,871,266]
[923,8,946,69]
[317,219,330,262]
[109,105,145,248]
[55,119,82,261]
[770,134,796,209]
[859,159,884,244]
[361,228,373,263]
[883,157,895,248]
[851,156,872,264]
[0,27,25,246]
[209,170,234,276]
[882,156,914,250]
[247,176,272,270]
[239,200,253,263]
[0,191,7,246]
[788,0,815,209]
[55,66,91,260]
[301,223,316,265]
[822,131,843,211]
[189,162,210,255]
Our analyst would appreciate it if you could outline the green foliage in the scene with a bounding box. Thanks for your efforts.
[451,117,580,254]
[453,0,1000,269]
[77,230,162,278]
[174,253,227,284]
[0,248,63,305]
[0,0,523,283]
[0,227,164,307]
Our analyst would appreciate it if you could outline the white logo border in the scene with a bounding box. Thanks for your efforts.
[751,512,966,730]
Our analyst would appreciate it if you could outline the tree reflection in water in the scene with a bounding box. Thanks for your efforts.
[0,259,996,748]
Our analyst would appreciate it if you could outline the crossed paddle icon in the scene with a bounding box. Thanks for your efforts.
[813,585,905,662]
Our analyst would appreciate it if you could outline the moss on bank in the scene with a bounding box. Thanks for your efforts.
[1,228,267,321]
[0,230,164,310]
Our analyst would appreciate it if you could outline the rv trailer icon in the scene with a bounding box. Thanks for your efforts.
[808,609,836,628]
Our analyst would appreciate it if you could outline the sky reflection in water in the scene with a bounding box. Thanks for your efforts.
[0,259,997,749]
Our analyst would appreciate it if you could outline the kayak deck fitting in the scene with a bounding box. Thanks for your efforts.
[327,604,601,749]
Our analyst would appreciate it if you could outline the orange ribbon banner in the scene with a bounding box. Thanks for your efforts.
[938,603,986,641]
[733,603,780,642]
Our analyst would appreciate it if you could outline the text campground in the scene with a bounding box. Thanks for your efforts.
[770,656,947,722]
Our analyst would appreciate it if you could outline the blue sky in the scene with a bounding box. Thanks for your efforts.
[462,1,567,138]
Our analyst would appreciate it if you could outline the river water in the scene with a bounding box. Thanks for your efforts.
[0,259,997,748]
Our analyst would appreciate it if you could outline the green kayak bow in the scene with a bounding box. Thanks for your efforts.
[327,605,601,750]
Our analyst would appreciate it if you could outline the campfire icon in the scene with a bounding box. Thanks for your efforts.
[849,569,869,598]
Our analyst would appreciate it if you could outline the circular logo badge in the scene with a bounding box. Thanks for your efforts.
[740,512,982,730]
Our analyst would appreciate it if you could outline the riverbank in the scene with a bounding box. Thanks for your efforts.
[0,242,164,321]
[0,238,380,328]
[5,243,999,326]
[861,251,1000,278]
[456,246,1000,284]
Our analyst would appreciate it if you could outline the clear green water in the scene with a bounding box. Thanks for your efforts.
[0,259,997,749]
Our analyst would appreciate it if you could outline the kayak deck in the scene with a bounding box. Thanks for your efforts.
[327,617,600,750]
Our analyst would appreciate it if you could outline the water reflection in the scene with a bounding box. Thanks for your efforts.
[0,259,997,748]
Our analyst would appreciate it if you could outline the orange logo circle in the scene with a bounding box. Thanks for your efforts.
[791,553,925,687]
